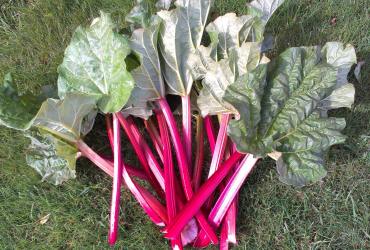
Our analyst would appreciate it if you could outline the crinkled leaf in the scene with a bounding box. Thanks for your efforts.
[224,64,268,150]
[25,129,78,185]
[276,150,326,187]
[275,114,346,186]
[33,94,97,143]
[226,42,356,186]
[319,83,355,113]
[126,0,152,29]
[58,11,134,113]
[322,42,356,86]
[194,43,265,116]
[0,73,44,130]
[158,0,213,96]
[205,13,257,59]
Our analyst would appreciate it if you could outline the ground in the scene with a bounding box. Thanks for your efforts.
[0,0,369,249]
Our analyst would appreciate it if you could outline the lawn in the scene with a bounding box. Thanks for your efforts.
[0,0,369,249]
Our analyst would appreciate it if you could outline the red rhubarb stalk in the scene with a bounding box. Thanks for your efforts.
[116,113,164,197]
[192,115,204,191]
[126,117,165,189]
[108,114,123,245]
[165,151,244,239]
[157,111,182,249]
[77,131,166,226]
[158,98,218,244]
[144,118,164,163]
[181,95,192,171]
[195,114,230,246]
[208,154,259,227]
[204,115,216,153]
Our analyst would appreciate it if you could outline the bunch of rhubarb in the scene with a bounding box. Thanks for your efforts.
[0,0,358,248]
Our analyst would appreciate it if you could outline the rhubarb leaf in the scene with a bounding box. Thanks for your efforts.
[122,16,164,118]
[193,5,280,117]
[158,0,213,96]
[0,73,44,130]
[248,0,286,23]
[25,129,78,185]
[194,43,267,116]
[225,43,356,186]
[156,0,173,10]
[275,113,346,186]
[33,94,97,143]
[126,0,152,29]
[58,11,134,113]
[205,13,258,59]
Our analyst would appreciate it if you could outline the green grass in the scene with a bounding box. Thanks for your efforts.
[0,0,369,249]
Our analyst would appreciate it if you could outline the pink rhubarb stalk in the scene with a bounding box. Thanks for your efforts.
[158,98,218,244]
[196,113,230,245]
[192,115,204,191]
[181,95,192,172]
[116,113,164,197]
[77,132,166,226]
[144,118,164,163]
[204,115,216,153]
[108,114,123,245]
[165,151,244,240]
[193,153,258,246]
[208,154,259,227]
[126,117,165,189]
[157,111,182,249]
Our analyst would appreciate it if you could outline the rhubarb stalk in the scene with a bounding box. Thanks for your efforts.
[181,95,192,172]
[204,115,216,153]
[116,113,164,197]
[108,114,123,245]
[158,98,218,244]
[144,118,164,163]
[165,151,244,239]
[157,111,182,249]
[192,115,204,191]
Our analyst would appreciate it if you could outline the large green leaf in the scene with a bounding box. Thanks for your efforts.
[193,42,267,116]
[122,16,164,118]
[0,73,44,130]
[205,13,258,60]
[246,0,286,43]
[126,0,152,29]
[25,129,78,185]
[57,11,134,113]
[248,0,286,23]
[158,0,213,96]
[192,2,282,117]
[33,94,97,143]
[225,42,356,186]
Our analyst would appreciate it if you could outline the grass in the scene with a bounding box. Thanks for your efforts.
[0,0,369,249]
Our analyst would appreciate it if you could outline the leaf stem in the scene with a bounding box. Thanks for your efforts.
[108,113,123,245]
[192,115,204,191]
[157,110,182,249]
[77,133,167,227]
[116,113,164,197]
[158,98,218,244]
[181,95,192,173]
[144,118,164,164]
[165,151,244,240]
[208,154,258,227]
[204,115,216,153]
